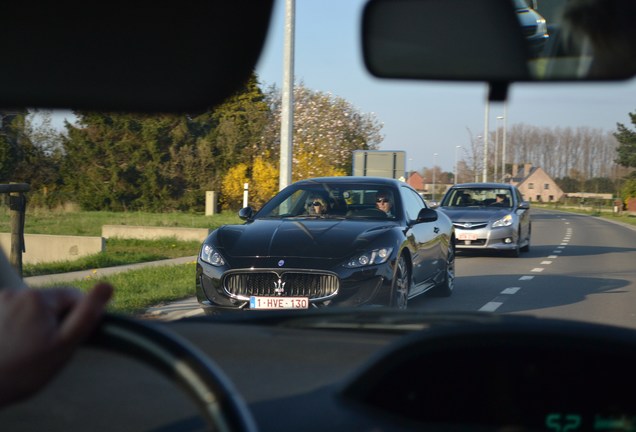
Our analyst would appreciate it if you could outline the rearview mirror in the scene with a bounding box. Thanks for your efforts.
[362,0,636,84]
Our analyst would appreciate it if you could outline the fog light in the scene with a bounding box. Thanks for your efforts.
[504,238,512,244]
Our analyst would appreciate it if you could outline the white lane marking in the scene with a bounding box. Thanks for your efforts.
[557,246,565,249]
[520,276,534,281]
[479,302,503,312]
[560,242,568,245]
[565,222,570,224]
[553,250,562,253]
[531,268,544,272]
[501,287,521,294]
[541,261,552,265]
[548,255,558,259]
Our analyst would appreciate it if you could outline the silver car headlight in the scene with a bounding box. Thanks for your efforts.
[492,214,513,228]
[536,18,547,36]
[200,244,225,266]
[345,247,393,268]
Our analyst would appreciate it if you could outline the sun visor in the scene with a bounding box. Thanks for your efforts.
[0,1,274,112]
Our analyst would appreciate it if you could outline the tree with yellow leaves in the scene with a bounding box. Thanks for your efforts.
[221,163,248,210]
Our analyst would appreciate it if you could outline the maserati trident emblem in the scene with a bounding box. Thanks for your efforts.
[273,278,286,295]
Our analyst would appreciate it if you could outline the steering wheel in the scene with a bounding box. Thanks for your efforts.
[87,313,258,432]
[0,249,256,431]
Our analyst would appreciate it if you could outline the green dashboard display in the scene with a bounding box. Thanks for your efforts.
[546,414,636,432]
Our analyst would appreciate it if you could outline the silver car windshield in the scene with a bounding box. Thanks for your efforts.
[442,189,513,208]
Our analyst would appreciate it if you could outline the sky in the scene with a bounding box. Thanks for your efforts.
[254,0,636,173]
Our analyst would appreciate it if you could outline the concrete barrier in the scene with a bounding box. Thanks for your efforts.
[0,233,105,265]
[102,225,210,242]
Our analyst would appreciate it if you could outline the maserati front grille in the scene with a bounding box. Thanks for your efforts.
[223,270,339,300]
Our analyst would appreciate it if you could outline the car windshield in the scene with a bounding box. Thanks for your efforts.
[256,182,400,219]
[0,0,634,327]
[441,188,513,208]
[3,1,636,430]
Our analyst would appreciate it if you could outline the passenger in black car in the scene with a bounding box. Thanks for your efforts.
[375,191,393,216]
[306,195,329,215]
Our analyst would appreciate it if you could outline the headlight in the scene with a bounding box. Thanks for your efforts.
[536,18,547,36]
[200,244,225,266]
[492,214,513,228]
[345,247,393,268]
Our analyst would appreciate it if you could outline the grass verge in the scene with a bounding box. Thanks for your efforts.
[0,208,241,236]
[22,238,201,277]
[43,261,196,315]
[533,204,636,227]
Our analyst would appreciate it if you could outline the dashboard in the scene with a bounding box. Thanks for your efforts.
[1,311,635,432]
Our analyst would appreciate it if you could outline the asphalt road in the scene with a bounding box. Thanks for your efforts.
[27,209,636,325]
[158,208,636,325]
[410,209,636,329]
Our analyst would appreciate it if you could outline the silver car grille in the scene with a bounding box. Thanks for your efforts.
[521,24,538,38]
[453,222,488,230]
[223,270,339,300]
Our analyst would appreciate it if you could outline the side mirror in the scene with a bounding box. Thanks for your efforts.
[417,208,438,223]
[428,201,439,209]
[518,201,530,210]
[238,207,254,221]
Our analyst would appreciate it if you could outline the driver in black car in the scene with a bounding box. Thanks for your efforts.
[375,190,393,216]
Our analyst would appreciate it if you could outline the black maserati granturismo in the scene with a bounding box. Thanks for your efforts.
[196,176,455,311]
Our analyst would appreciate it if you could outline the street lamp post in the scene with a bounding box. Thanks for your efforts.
[495,115,504,182]
[279,0,295,190]
[483,101,489,182]
[501,103,508,182]
[432,153,438,202]
[475,136,482,182]
[454,145,461,184]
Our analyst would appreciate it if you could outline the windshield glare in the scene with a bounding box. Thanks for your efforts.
[258,183,399,219]
[441,189,513,208]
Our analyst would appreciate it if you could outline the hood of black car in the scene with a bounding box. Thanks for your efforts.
[216,219,394,259]
[439,207,511,222]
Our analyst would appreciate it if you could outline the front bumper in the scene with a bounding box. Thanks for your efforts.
[454,225,518,251]
[196,259,393,310]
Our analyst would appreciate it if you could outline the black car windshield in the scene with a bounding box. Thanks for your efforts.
[255,182,400,220]
[441,188,513,209]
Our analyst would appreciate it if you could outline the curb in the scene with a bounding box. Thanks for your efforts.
[24,256,198,287]
[24,255,203,321]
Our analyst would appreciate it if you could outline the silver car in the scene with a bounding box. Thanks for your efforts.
[438,183,531,257]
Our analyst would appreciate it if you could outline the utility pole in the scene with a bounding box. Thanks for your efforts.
[483,100,489,182]
[279,0,295,190]
[501,102,508,182]
[432,153,438,201]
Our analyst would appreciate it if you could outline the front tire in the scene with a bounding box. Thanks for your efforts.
[508,229,521,257]
[520,225,531,252]
[390,254,410,309]
[430,241,455,297]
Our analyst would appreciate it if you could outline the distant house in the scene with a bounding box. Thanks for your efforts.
[508,163,564,202]
[406,171,451,200]
[406,171,425,191]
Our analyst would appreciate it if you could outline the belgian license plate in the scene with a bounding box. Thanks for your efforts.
[249,296,309,310]
[457,232,478,241]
